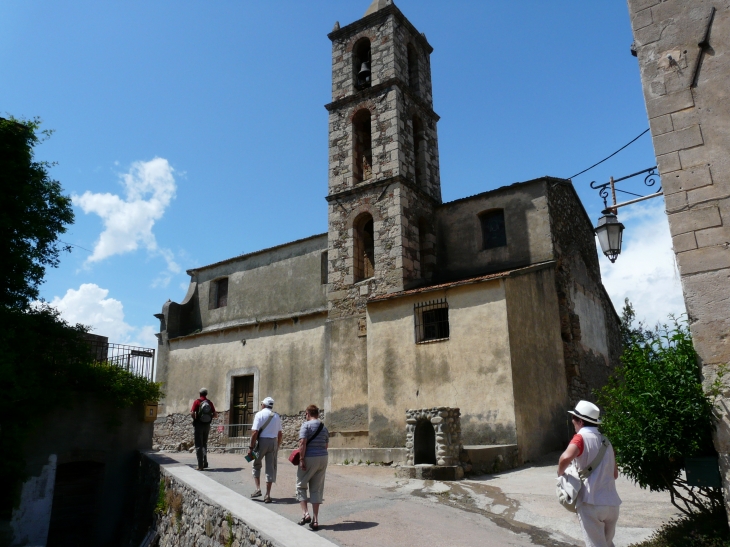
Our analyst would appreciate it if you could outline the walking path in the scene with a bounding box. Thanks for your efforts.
[155,450,679,547]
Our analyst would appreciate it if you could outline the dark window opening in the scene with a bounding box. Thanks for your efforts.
[415,299,449,343]
[353,109,372,183]
[414,419,437,464]
[480,209,507,249]
[407,44,419,92]
[210,277,228,309]
[418,218,428,279]
[321,251,329,285]
[353,38,371,90]
[354,214,375,282]
[412,115,426,188]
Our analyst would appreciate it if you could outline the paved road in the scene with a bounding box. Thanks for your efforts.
[162,451,678,547]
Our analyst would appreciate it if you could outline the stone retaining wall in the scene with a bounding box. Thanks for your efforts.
[155,474,274,547]
[153,411,325,452]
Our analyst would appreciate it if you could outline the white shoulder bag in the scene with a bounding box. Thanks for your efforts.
[556,436,609,513]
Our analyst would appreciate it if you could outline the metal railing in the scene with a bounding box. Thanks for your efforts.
[216,423,253,452]
[87,340,155,381]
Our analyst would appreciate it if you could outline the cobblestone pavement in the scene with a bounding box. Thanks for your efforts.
[159,451,679,547]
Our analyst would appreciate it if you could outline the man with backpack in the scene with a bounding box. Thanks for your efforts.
[248,397,282,503]
[190,387,218,470]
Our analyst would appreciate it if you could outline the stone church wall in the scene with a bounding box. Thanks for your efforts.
[366,281,517,448]
[504,266,570,461]
[435,179,554,282]
[546,180,621,405]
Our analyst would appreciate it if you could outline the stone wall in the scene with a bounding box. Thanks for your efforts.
[627,0,730,520]
[155,475,275,547]
[546,180,622,404]
[153,411,323,452]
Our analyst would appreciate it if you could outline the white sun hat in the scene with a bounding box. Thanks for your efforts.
[568,400,602,424]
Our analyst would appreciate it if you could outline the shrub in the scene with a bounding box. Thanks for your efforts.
[629,506,730,547]
[597,301,721,515]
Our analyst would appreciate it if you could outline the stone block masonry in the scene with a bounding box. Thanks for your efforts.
[142,452,336,547]
[627,0,730,521]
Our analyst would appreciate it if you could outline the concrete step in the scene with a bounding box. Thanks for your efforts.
[463,444,518,473]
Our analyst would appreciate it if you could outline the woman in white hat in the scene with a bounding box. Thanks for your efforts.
[558,400,621,547]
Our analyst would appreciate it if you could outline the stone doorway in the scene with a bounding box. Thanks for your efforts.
[414,419,437,464]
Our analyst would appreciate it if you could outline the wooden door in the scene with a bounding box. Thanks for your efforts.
[230,375,254,438]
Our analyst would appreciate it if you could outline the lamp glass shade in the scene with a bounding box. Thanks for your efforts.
[595,213,624,263]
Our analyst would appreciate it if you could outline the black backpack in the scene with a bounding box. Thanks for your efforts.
[198,399,213,423]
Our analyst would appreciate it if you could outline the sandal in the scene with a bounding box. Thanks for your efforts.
[309,521,319,531]
[297,515,311,525]
[264,495,272,503]
[250,490,262,498]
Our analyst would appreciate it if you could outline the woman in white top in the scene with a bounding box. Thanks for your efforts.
[558,400,621,547]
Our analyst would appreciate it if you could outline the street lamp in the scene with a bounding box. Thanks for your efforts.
[595,213,625,263]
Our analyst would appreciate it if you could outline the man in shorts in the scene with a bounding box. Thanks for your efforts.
[248,396,282,503]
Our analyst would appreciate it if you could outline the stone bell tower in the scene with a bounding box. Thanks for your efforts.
[325,0,442,320]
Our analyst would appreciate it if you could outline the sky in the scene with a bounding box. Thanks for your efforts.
[0,1,685,349]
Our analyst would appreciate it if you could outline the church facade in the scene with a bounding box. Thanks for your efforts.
[154,0,621,464]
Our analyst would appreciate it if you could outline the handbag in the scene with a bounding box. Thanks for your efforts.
[289,422,324,466]
[556,436,609,513]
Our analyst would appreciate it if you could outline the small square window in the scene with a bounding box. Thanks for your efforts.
[414,299,449,343]
[480,209,507,249]
[209,278,228,309]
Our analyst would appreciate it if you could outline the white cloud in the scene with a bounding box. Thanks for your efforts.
[47,283,158,349]
[74,157,180,275]
[598,200,686,328]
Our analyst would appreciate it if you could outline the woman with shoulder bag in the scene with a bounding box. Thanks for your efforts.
[296,405,329,531]
[558,401,621,547]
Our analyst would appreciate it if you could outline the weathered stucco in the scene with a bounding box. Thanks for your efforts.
[435,180,553,282]
[504,267,569,462]
[162,314,326,416]
[366,281,517,448]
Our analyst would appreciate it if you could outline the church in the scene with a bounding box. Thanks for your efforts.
[153,0,621,466]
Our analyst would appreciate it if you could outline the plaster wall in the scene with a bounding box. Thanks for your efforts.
[627,0,730,518]
[366,281,516,448]
[324,316,369,439]
[435,180,553,282]
[504,268,570,462]
[162,314,326,417]
[192,235,327,330]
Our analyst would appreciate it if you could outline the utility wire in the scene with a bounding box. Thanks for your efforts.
[568,128,650,180]
[59,240,93,253]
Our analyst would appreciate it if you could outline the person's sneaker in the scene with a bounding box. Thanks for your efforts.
[250,490,262,498]
[196,466,204,471]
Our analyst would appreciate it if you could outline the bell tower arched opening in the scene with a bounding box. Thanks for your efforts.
[353,109,373,184]
[353,213,375,282]
[353,38,372,90]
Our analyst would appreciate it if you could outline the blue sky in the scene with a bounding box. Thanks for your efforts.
[1,1,684,348]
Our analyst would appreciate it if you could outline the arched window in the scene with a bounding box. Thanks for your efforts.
[353,213,375,282]
[479,209,507,249]
[353,38,371,90]
[353,109,372,184]
[412,115,426,188]
[407,43,419,92]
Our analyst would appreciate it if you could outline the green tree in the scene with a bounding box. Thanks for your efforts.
[597,300,721,515]
[0,117,74,309]
[0,118,162,521]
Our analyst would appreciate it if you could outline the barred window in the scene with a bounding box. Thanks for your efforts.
[414,299,449,343]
